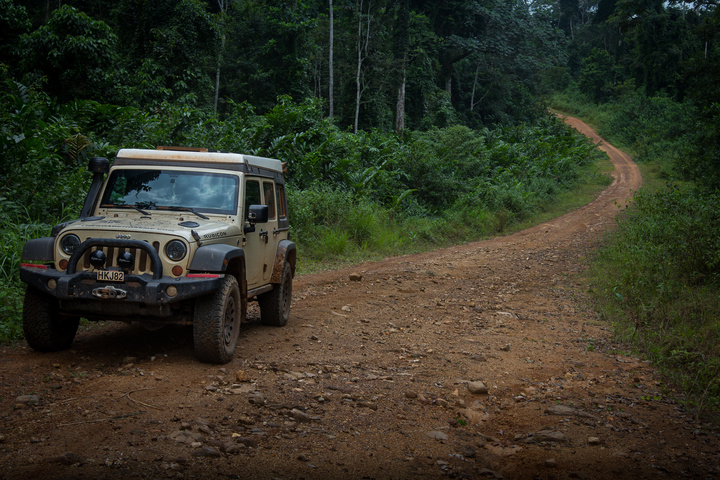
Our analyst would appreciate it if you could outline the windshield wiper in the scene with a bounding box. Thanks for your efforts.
[165,206,209,220]
[101,204,152,216]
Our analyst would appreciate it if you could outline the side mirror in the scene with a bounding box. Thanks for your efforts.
[244,204,269,234]
[248,204,269,224]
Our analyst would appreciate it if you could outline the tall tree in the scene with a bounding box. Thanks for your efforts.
[113,0,220,107]
[214,0,230,113]
[329,0,335,120]
[412,0,482,103]
[394,0,410,134]
[683,4,720,185]
[19,5,117,102]
[456,0,567,124]
[0,0,31,70]
[354,0,371,134]
[221,0,317,112]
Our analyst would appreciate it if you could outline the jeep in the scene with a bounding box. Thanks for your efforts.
[19,147,296,364]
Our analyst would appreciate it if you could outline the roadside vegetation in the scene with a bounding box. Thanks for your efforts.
[541,0,720,422]
[549,88,720,420]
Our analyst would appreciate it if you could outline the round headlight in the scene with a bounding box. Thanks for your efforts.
[165,240,187,261]
[60,234,81,255]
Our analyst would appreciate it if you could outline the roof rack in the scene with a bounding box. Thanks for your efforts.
[157,146,210,152]
[115,148,284,173]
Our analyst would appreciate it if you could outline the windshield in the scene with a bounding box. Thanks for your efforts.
[100,169,239,215]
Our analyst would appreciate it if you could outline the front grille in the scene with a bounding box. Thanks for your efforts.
[81,241,161,275]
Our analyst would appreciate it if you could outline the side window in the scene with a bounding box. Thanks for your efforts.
[263,181,276,219]
[244,179,261,221]
[276,184,287,219]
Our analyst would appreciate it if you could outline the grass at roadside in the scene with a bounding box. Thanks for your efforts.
[587,187,720,420]
[550,92,720,422]
[513,153,614,232]
[293,155,613,275]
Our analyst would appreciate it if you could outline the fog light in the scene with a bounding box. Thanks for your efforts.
[89,250,107,269]
[117,251,134,269]
[47,279,57,290]
[166,286,178,297]
[171,265,183,277]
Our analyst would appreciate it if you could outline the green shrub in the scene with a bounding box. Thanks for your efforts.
[0,280,23,344]
[592,187,720,417]
[0,209,54,344]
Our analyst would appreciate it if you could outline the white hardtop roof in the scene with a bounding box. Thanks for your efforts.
[116,148,283,173]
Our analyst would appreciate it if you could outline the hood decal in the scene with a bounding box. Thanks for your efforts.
[60,216,241,243]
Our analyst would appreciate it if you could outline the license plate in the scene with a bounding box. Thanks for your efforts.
[97,270,124,282]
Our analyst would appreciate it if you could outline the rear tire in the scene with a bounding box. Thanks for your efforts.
[193,275,242,364]
[259,261,292,327]
[23,286,79,352]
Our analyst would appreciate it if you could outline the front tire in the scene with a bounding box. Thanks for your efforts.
[259,261,293,327]
[23,286,79,352]
[193,275,242,364]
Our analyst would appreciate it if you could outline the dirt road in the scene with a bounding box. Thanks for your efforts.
[1,117,718,479]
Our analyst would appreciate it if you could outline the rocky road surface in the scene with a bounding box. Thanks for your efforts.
[1,117,718,479]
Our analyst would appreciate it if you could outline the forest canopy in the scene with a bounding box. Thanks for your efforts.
[2,0,575,130]
[3,1,717,136]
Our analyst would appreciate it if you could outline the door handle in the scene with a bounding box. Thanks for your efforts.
[259,230,269,244]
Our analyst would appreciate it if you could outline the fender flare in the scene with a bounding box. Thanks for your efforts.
[189,244,245,273]
[22,237,55,262]
[270,240,296,283]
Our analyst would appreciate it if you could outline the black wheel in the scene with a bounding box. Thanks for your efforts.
[193,275,242,364]
[22,286,79,352]
[259,261,292,327]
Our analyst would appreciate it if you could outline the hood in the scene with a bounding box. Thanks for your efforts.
[59,214,242,243]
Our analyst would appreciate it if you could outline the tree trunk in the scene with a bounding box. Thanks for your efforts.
[394,0,409,135]
[442,54,453,100]
[214,33,225,113]
[470,64,479,112]
[214,0,228,114]
[395,74,406,134]
[354,0,363,134]
[354,0,370,134]
[329,0,334,120]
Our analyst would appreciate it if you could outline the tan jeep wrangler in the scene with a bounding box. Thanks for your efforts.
[19,147,296,364]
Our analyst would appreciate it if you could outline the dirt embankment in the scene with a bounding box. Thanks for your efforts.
[1,117,718,479]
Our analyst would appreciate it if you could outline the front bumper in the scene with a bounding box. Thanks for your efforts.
[20,266,221,306]
[19,237,222,319]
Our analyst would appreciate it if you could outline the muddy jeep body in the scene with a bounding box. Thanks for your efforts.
[20,148,296,363]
